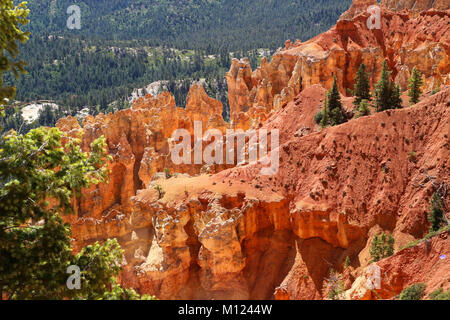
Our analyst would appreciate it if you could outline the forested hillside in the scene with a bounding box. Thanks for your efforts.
[26,0,351,51]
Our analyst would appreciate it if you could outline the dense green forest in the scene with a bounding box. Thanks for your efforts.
[2,36,256,131]
[25,0,351,51]
[2,0,351,131]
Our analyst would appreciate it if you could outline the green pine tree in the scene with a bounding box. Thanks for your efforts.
[344,256,351,268]
[0,0,29,115]
[0,128,156,300]
[390,83,402,109]
[325,76,346,126]
[374,60,403,112]
[430,288,450,300]
[324,269,345,300]
[353,63,371,107]
[407,67,424,105]
[370,232,395,262]
[399,283,426,300]
[374,61,391,112]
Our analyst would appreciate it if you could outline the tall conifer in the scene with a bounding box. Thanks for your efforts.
[408,67,424,105]
[353,63,371,106]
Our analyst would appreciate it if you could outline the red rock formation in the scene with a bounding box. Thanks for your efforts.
[226,1,449,127]
[57,84,230,249]
[122,87,449,299]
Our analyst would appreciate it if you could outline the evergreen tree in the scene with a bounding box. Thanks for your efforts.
[353,63,371,106]
[328,76,346,126]
[374,60,391,112]
[314,110,323,126]
[399,283,426,300]
[370,232,395,262]
[390,83,403,109]
[344,256,351,269]
[374,60,402,112]
[407,67,424,105]
[428,192,446,232]
[316,78,348,127]
[0,0,29,114]
[330,106,345,126]
[0,127,155,300]
[324,269,345,300]
[430,288,450,300]
[319,76,346,127]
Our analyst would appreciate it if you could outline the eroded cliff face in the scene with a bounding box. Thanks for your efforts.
[114,87,448,299]
[57,84,232,249]
[57,0,450,300]
[227,1,449,127]
[73,87,448,300]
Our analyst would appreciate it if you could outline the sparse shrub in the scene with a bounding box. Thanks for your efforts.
[429,288,450,300]
[324,269,345,300]
[428,192,445,232]
[399,283,426,300]
[154,184,165,199]
[432,79,441,95]
[314,111,323,125]
[355,99,371,118]
[344,256,351,268]
[164,168,172,179]
[370,232,395,262]
[408,151,417,163]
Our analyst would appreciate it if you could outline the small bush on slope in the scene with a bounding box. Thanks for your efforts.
[399,283,426,300]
